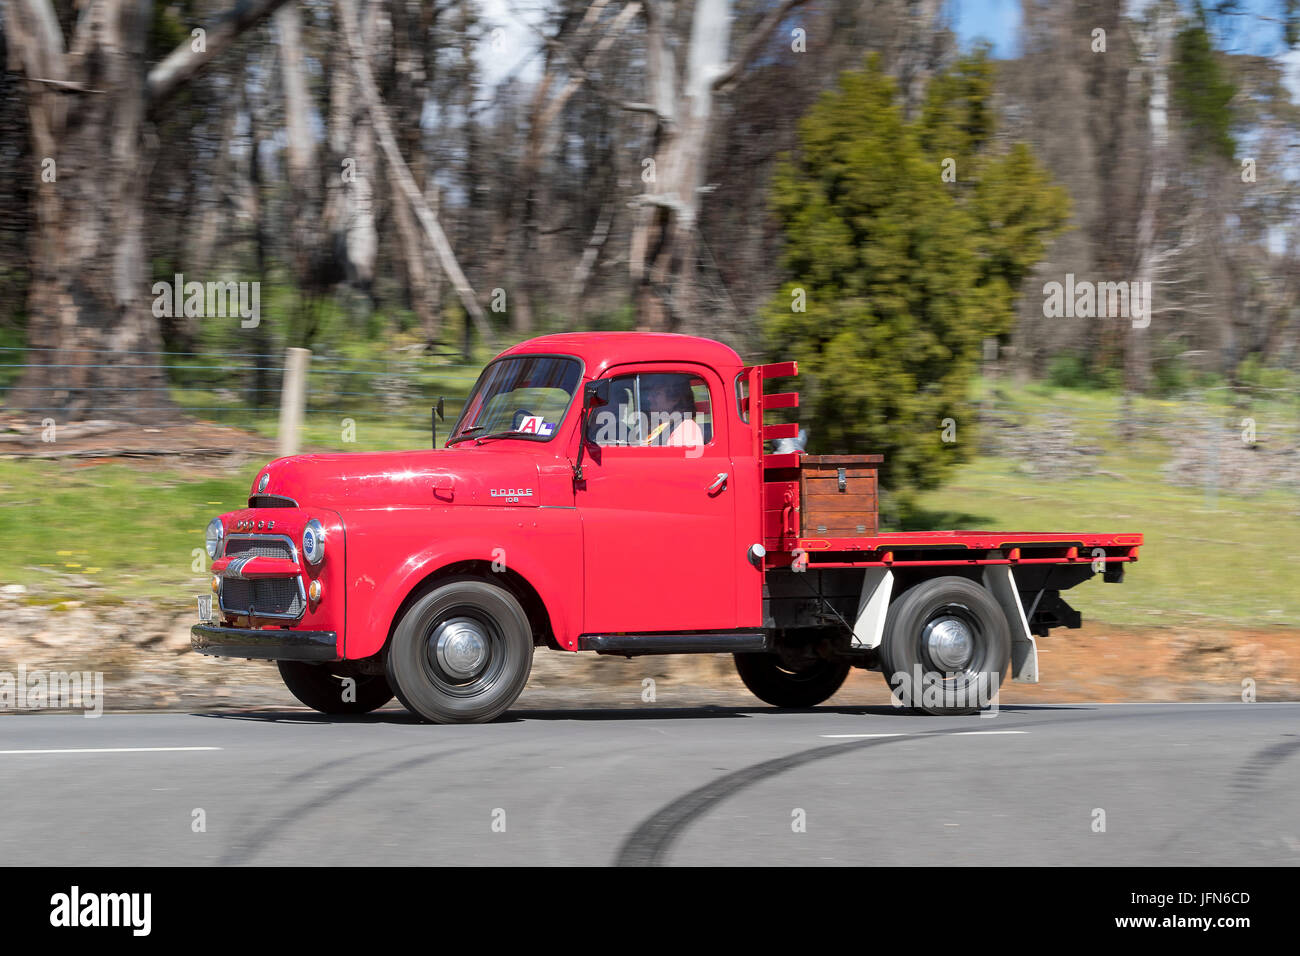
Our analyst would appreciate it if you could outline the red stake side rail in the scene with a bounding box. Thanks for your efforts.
[763,532,1142,570]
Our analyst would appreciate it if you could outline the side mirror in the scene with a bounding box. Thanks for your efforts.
[431,397,445,448]
[574,381,608,484]
[583,380,609,410]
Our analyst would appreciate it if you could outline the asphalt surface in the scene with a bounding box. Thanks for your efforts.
[1,702,1297,865]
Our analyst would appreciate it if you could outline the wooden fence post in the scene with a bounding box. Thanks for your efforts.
[277,347,311,458]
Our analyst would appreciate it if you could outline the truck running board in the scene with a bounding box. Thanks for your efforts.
[579,631,771,656]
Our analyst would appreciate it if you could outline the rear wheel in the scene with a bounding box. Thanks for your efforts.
[385,577,534,723]
[734,652,850,708]
[878,576,1010,715]
[277,661,394,715]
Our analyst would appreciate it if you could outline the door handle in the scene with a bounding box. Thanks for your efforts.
[707,472,728,495]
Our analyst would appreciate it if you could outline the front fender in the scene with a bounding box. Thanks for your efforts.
[340,506,583,658]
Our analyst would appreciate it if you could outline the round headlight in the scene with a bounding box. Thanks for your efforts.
[205,517,224,559]
[302,519,325,565]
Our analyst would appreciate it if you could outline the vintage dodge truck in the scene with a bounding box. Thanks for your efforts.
[192,332,1141,721]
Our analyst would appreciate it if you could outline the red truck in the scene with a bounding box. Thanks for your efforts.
[192,332,1141,720]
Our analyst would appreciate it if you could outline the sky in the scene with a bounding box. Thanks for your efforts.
[951,0,1022,57]
[472,0,1300,101]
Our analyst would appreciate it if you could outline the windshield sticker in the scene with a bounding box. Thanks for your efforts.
[518,415,554,436]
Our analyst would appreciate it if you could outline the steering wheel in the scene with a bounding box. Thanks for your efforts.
[510,408,535,431]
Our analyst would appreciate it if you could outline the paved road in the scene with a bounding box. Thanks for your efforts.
[1,703,1296,865]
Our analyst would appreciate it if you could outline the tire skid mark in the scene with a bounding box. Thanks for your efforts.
[1152,735,1300,857]
[219,746,471,865]
[1229,735,1300,795]
[616,732,943,866]
[220,744,412,842]
[615,706,1243,866]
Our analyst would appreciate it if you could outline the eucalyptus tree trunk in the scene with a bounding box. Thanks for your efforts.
[1130,2,1174,401]
[629,0,809,331]
[2,0,292,424]
[388,0,444,347]
[336,0,493,347]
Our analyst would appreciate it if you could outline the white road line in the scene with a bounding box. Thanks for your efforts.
[818,730,1030,739]
[1005,701,1297,706]
[0,746,222,755]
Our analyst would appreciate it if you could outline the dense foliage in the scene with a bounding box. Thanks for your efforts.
[764,53,1069,493]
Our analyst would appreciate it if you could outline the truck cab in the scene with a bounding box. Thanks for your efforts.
[192,332,1141,721]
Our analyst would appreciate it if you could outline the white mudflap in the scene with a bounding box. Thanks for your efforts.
[851,568,894,649]
[982,565,1038,683]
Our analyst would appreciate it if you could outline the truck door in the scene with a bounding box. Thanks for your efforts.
[578,363,738,634]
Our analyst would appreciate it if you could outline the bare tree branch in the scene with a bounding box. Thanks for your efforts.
[630,192,689,214]
[521,3,670,124]
[642,0,674,124]
[4,0,71,159]
[10,0,67,81]
[146,0,295,106]
[336,0,495,347]
[25,76,104,94]
[538,1,642,132]
[712,0,811,92]
[570,202,613,301]
[274,4,316,186]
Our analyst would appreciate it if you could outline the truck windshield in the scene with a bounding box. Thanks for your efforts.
[448,355,582,444]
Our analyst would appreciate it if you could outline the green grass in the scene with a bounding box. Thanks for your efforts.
[0,459,259,607]
[176,404,435,453]
[172,377,477,452]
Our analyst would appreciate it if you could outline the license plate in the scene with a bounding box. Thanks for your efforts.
[197,595,214,623]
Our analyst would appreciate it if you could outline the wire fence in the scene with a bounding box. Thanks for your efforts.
[0,345,484,443]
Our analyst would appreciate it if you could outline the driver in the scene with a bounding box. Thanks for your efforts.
[642,375,704,448]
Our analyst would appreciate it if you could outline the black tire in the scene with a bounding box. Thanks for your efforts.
[277,661,394,715]
[879,576,1010,716]
[385,576,533,724]
[733,652,850,708]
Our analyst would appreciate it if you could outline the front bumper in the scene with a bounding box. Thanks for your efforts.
[191,623,338,661]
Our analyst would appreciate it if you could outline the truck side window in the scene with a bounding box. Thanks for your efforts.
[588,373,713,448]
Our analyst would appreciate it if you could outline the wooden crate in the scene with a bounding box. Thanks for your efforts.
[799,455,882,537]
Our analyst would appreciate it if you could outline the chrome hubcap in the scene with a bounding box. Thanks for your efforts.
[431,618,490,679]
[924,616,974,671]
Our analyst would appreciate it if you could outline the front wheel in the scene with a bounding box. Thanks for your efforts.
[878,576,1010,715]
[385,577,534,723]
[734,652,850,708]
[277,661,395,714]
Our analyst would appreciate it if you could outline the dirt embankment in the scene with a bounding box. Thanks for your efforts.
[0,418,279,461]
[0,585,1295,712]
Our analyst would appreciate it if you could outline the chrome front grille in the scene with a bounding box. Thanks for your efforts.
[221,578,305,619]
[220,534,304,619]
[225,537,295,560]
